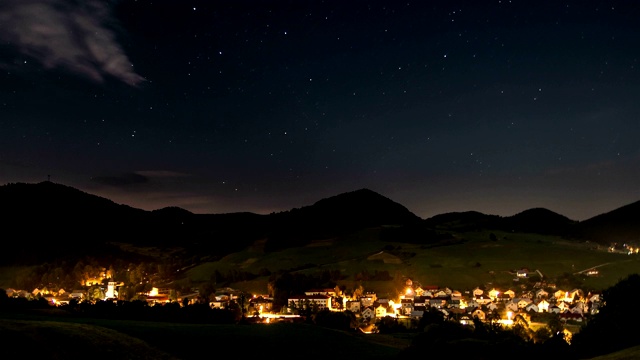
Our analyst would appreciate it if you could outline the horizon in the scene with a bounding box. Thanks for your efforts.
[2,179,636,222]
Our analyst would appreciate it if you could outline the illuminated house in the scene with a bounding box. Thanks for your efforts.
[375,303,390,318]
[305,288,338,297]
[535,289,549,299]
[517,298,533,309]
[471,308,486,320]
[549,305,561,314]
[554,289,581,303]
[249,296,273,314]
[466,299,480,309]
[105,282,118,299]
[560,312,583,322]
[410,308,425,319]
[568,289,583,301]
[434,290,448,298]
[474,294,493,305]
[557,301,569,312]
[413,296,429,308]
[69,290,86,300]
[429,298,447,309]
[361,306,375,321]
[401,286,415,300]
[525,303,539,313]
[209,298,228,309]
[346,300,361,313]
[488,288,500,300]
[537,299,550,312]
[359,293,377,307]
[287,293,333,311]
[587,293,601,303]
[553,289,566,299]
[516,268,529,278]
[506,300,519,313]
[144,287,170,305]
[400,298,414,315]
[486,302,499,312]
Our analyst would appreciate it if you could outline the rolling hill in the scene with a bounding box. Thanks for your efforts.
[0,181,638,267]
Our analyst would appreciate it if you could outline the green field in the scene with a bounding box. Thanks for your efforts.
[186,228,640,296]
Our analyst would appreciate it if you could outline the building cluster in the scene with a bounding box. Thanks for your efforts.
[250,277,603,329]
[5,281,123,306]
[3,273,603,331]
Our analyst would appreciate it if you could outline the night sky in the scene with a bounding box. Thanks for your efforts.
[1,0,638,221]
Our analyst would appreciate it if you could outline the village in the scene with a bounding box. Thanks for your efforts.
[2,264,602,338]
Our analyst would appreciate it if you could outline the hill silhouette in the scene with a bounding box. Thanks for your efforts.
[502,207,577,235]
[422,211,502,231]
[0,182,422,265]
[1,181,638,266]
[571,200,640,244]
[265,188,423,251]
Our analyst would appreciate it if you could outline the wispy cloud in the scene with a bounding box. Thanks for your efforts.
[91,172,150,187]
[90,171,191,188]
[0,0,145,86]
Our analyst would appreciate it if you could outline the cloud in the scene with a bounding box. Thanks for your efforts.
[0,0,145,86]
[90,170,191,188]
[135,170,192,178]
[91,172,149,187]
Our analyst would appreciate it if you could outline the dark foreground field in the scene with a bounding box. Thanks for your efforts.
[3,309,640,360]
[0,310,410,360]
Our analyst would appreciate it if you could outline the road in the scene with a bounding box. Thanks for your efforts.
[573,260,634,275]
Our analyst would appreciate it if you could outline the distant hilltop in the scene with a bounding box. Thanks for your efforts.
[1,181,639,266]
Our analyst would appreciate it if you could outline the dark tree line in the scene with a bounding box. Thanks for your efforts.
[8,256,184,293]
[268,270,344,312]
[571,273,640,358]
[397,309,572,359]
[394,273,640,360]
[0,293,241,324]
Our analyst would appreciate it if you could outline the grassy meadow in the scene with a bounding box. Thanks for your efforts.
[186,228,640,296]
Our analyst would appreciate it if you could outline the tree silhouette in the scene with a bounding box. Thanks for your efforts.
[572,273,640,358]
[0,288,7,308]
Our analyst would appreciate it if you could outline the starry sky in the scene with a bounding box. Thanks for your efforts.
[1,0,639,221]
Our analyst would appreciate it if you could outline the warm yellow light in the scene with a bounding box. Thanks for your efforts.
[405,287,413,295]
[507,311,513,320]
